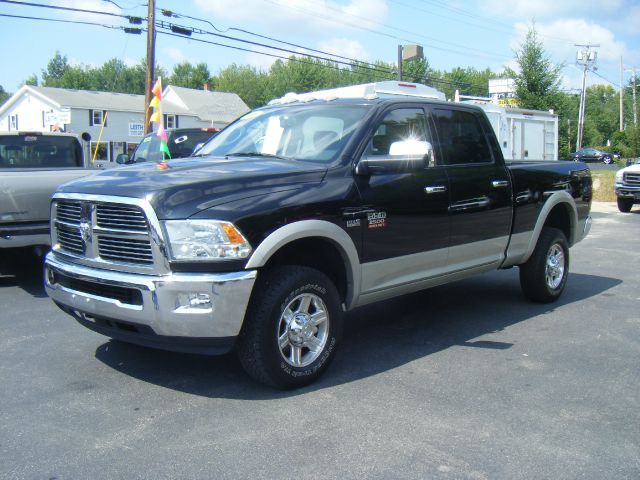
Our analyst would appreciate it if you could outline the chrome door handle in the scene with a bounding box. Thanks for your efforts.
[424,185,447,194]
[492,180,509,188]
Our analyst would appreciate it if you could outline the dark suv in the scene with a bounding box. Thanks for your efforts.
[118,127,219,165]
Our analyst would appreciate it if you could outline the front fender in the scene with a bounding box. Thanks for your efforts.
[245,220,361,309]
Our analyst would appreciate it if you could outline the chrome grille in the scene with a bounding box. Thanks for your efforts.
[56,202,82,224]
[98,236,153,264]
[57,226,84,254]
[54,199,155,268]
[624,172,640,186]
[96,204,148,231]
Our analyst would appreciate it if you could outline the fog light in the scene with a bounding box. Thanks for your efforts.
[46,267,56,285]
[175,293,213,313]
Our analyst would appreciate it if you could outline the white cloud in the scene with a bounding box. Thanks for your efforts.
[193,0,388,33]
[481,0,623,20]
[51,0,121,21]
[164,47,188,64]
[511,20,626,64]
[318,38,368,62]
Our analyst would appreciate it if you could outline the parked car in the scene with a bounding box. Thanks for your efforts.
[614,162,640,212]
[0,131,96,250]
[44,81,592,388]
[117,127,220,165]
[569,148,616,164]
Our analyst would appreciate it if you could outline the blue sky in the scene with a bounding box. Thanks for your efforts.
[1,0,638,95]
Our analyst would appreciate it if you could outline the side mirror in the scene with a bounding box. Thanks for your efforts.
[356,140,434,175]
[81,132,92,142]
[115,153,130,165]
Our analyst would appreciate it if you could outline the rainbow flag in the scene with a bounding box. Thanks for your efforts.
[148,77,171,160]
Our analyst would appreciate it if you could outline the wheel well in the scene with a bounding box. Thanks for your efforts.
[544,203,572,243]
[261,237,349,304]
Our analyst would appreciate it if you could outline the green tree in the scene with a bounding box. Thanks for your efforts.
[0,85,9,107]
[514,27,563,111]
[170,62,212,89]
[41,51,70,87]
[214,64,269,108]
[24,74,38,86]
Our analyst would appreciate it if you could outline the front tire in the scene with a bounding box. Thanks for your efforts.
[603,155,613,165]
[519,227,569,303]
[237,265,343,388]
[617,197,633,213]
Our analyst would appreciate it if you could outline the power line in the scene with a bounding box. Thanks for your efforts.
[155,21,491,93]
[156,30,395,83]
[260,0,510,61]
[394,0,577,45]
[298,0,511,60]
[0,0,144,22]
[0,8,492,94]
[0,12,135,30]
[160,9,379,68]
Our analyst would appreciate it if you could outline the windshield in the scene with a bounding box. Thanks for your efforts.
[0,135,83,168]
[130,130,219,163]
[197,103,369,163]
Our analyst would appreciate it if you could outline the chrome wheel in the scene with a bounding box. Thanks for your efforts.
[545,243,565,289]
[277,293,329,368]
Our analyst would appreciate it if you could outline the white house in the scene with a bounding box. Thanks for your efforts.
[0,85,249,163]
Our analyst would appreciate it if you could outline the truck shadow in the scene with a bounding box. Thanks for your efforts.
[93,269,621,399]
[0,248,47,298]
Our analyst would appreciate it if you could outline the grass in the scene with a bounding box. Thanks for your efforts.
[590,170,617,202]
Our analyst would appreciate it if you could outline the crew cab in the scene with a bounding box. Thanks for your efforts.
[0,131,96,249]
[614,161,640,212]
[44,82,592,388]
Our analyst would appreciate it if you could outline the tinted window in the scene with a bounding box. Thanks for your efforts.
[433,109,492,165]
[366,108,430,157]
[0,135,82,168]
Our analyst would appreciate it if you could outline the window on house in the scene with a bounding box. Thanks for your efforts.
[89,109,107,127]
[163,114,177,129]
[10,115,18,131]
[89,141,109,162]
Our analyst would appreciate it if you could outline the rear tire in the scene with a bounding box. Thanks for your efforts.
[617,197,633,213]
[237,265,343,389]
[519,227,569,303]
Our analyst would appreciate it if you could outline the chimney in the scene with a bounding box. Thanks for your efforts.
[203,83,209,91]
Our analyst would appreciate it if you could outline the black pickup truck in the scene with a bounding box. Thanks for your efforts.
[44,82,592,388]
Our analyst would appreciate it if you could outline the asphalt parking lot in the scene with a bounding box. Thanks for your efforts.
[1,202,638,480]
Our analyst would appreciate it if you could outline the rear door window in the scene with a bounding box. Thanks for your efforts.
[0,135,82,168]
[432,108,493,165]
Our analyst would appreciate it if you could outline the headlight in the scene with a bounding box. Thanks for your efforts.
[163,220,251,261]
[615,170,624,182]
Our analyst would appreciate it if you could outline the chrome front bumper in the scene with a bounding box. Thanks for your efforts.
[615,184,640,199]
[44,252,257,353]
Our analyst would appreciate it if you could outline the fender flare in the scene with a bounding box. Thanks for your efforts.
[520,191,578,264]
[245,220,361,309]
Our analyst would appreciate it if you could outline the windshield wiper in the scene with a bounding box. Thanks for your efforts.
[225,152,287,159]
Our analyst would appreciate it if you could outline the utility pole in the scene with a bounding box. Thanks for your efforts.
[144,0,156,134]
[623,66,638,128]
[397,45,403,81]
[620,57,624,132]
[633,67,637,127]
[575,43,599,151]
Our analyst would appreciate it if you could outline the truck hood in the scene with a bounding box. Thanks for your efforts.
[622,163,640,174]
[57,156,327,219]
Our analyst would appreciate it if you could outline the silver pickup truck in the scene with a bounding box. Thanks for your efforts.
[0,131,96,249]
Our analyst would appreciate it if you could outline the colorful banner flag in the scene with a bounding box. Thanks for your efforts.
[148,77,171,161]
